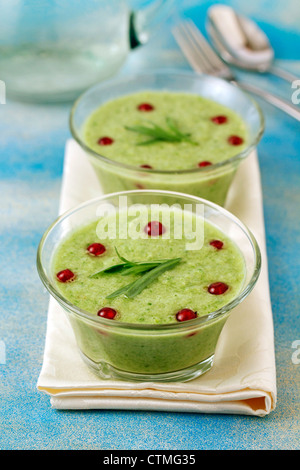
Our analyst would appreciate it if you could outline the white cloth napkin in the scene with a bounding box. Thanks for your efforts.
[37,139,277,416]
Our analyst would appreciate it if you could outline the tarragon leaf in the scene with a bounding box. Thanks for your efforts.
[90,246,182,298]
[106,258,182,299]
[125,117,198,145]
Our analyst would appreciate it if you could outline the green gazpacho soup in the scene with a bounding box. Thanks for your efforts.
[53,206,245,377]
[82,91,248,205]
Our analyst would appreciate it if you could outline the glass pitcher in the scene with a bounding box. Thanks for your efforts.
[0,0,176,103]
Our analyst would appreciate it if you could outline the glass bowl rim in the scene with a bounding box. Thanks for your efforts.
[37,189,262,331]
[69,69,265,176]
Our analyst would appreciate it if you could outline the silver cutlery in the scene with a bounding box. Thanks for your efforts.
[173,19,300,121]
[206,4,298,83]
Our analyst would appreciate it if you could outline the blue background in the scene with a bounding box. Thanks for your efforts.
[0,0,299,450]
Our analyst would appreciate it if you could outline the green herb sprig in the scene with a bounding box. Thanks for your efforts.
[125,117,198,146]
[89,248,182,299]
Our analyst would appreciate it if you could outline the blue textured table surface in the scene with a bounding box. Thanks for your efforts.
[1,0,299,450]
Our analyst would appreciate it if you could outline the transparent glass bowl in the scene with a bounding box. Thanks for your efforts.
[37,190,261,382]
[70,70,264,207]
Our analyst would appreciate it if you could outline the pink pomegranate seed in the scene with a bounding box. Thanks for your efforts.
[137,103,154,112]
[209,240,224,250]
[228,135,244,146]
[56,269,75,283]
[144,221,165,236]
[211,115,228,124]
[87,243,106,256]
[176,308,197,322]
[97,307,117,319]
[97,136,114,145]
[208,282,229,295]
[198,161,212,167]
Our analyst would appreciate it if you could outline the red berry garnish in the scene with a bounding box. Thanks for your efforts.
[97,136,114,145]
[198,161,212,167]
[87,243,106,256]
[208,282,229,295]
[209,240,224,250]
[137,103,154,112]
[211,115,228,124]
[144,221,165,236]
[97,307,117,319]
[227,135,244,146]
[176,308,197,322]
[56,269,75,283]
[140,164,153,169]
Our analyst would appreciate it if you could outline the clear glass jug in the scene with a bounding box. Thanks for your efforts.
[0,0,175,102]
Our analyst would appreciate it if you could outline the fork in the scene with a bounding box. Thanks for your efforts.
[173,19,300,121]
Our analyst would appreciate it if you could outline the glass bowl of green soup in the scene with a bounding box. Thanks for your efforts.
[37,190,261,382]
[70,70,264,206]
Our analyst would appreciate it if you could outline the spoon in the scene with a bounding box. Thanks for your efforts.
[206,4,298,83]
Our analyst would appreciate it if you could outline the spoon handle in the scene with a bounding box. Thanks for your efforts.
[231,80,300,121]
[269,64,299,84]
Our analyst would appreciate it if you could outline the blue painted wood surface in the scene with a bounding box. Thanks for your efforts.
[0,0,299,450]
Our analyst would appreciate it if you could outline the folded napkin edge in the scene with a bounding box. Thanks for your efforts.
[36,383,276,412]
[48,394,274,417]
